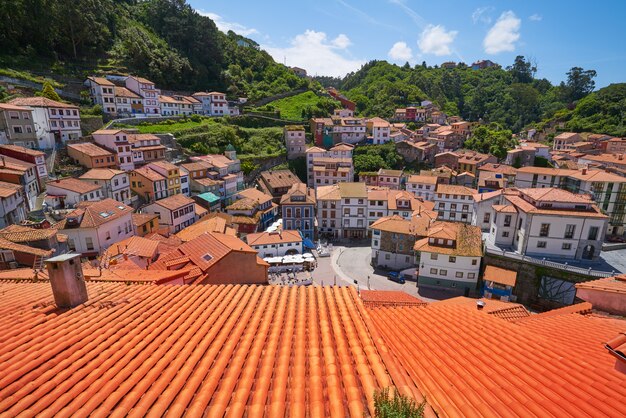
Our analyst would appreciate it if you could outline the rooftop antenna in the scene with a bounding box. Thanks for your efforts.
[284,56,287,66]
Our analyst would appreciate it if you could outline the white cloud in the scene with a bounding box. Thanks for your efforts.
[472,7,493,24]
[529,14,542,22]
[197,11,258,36]
[331,34,352,49]
[262,30,364,77]
[388,41,413,62]
[483,11,521,54]
[417,25,458,56]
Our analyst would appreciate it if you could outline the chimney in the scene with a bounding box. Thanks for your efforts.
[44,253,88,308]
[476,300,486,310]
[582,167,587,175]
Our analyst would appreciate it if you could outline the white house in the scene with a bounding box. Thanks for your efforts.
[125,76,161,115]
[78,168,131,205]
[406,175,438,201]
[92,129,135,171]
[485,188,608,260]
[305,143,354,188]
[8,97,81,149]
[191,92,229,116]
[0,181,28,228]
[84,76,116,115]
[143,194,196,233]
[0,155,39,210]
[58,198,134,256]
[415,221,483,294]
[245,230,303,258]
[434,184,475,223]
[368,117,391,144]
[284,125,306,159]
[45,178,103,209]
[316,182,368,239]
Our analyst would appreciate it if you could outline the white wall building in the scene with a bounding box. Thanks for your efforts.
[0,182,28,228]
[245,230,303,258]
[484,188,608,260]
[284,125,306,159]
[143,194,196,233]
[415,221,483,294]
[125,76,161,115]
[78,168,131,205]
[192,92,229,116]
[368,117,391,144]
[305,143,354,188]
[45,178,103,209]
[434,184,475,223]
[406,175,438,201]
[8,97,81,149]
[59,198,134,256]
[85,76,116,115]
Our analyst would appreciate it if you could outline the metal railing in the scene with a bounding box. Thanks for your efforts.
[485,247,616,278]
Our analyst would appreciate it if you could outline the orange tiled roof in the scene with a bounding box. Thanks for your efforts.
[483,265,517,287]
[0,236,53,257]
[9,96,78,109]
[131,212,158,227]
[149,193,194,211]
[0,224,57,243]
[56,198,132,229]
[575,274,626,295]
[359,290,427,307]
[367,302,626,417]
[0,144,44,157]
[245,230,302,246]
[47,177,101,194]
[176,213,236,241]
[0,283,399,417]
[67,142,113,157]
[435,184,474,196]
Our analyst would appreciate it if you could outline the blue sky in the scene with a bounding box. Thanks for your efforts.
[190,0,626,88]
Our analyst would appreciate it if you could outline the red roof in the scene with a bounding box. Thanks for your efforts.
[359,290,426,307]
[367,302,626,417]
[0,283,395,417]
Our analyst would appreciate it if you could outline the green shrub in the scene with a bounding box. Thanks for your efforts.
[374,387,425,418]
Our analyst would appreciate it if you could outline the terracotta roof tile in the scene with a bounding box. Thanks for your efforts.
[0,144,44,157]
[0,225,57,243]
[79,168,125,180]
[367,302,626,417]
[575,275,626,295]
[0,283,402,417]
[483,265,517,287]
[9,97,78,109]
[360,290,427,307]
[67,142,113,157]
[245,230,302,246]
[47,177,101,194]
[176,213,235,242]
[149,194,194,211]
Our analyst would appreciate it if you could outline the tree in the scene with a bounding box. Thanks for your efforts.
[39,82,61,101]
[463,125,516,159]
[507,56,535,83]
[563,67,597,102]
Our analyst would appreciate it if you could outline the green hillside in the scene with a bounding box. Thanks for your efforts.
[257,91,341,120]
[0,0,312,100]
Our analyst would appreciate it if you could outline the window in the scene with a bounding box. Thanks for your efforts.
[430,268,438,275]
[448,256,456,263]
[502,231,509,238]
[472,259,477,265]
[462,205,469,211]
[85,237,94,251]
[539,223,550,237]
[468,273,475,279]
[385,254,391,260]
[564,224,576,239]
[439,269,447,276]
[430,253,438,260]
[105,231,111,240]
[537,241,547,248]
[504,215,512,227]
[456,272,463,278]
[562,243,572,250]
[12,126,23,134]
[483,213,491,224]
[588,226,599,241]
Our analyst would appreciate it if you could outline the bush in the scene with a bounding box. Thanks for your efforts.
[374,387,425,418]
[190,114,202,123]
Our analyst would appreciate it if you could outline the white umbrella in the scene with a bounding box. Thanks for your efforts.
[302,253,313,258]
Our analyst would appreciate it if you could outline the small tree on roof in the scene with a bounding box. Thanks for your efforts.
[374,387,425,418]
[39,82,61,102]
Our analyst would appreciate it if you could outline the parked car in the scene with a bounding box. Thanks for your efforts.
[387,271,405,284]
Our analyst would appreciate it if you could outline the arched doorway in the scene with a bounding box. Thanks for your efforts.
[285,249,299,256]
[582,245,595,260]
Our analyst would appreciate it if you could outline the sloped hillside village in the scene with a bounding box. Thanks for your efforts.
[0,68,625,416]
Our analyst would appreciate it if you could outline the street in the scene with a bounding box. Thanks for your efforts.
[306,244,463,302]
